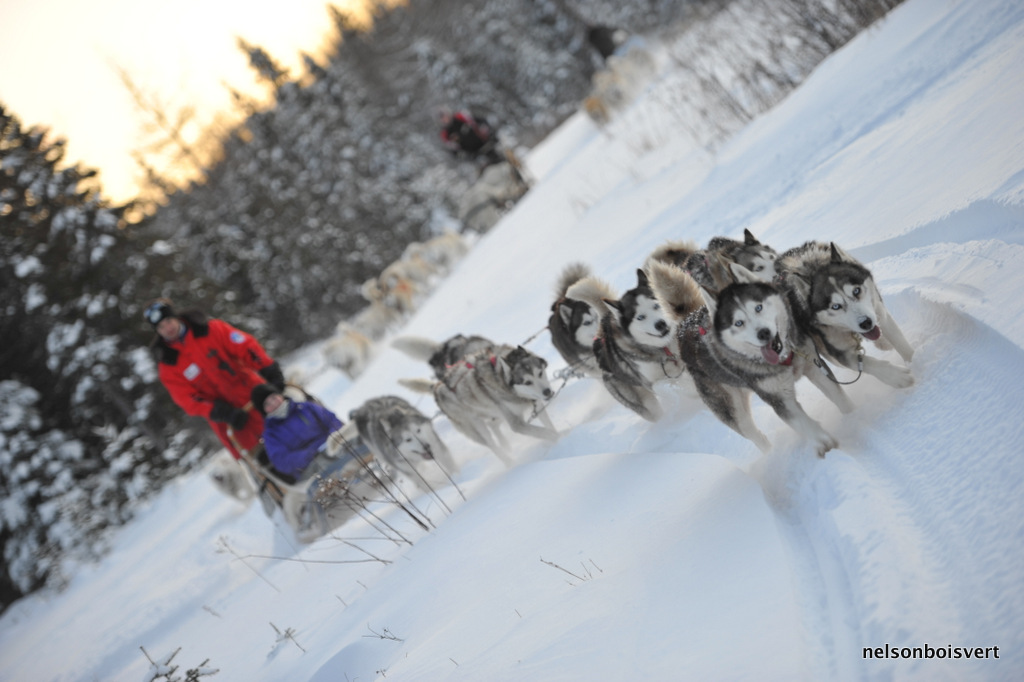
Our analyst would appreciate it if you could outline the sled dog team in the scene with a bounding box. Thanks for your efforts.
[411,229,914,462]
[207,228,915,538]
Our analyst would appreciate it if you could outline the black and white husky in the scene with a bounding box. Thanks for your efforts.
[349,395,457,492]
[401,344,560,465]
[570,268,700,421]
[548,263,612,378]
[777,242,914,388]
[650,260,854,456]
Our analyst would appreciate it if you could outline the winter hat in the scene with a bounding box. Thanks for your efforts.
[144,299,177,327]
[250,383,280,416]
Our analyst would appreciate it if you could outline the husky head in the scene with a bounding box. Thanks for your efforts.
[555,298,599,349]
[385,412,446,462]
[498,346,554,402]
[706,265,794,365]
[605,269,675,348]
[726,229,778,281]
[809,244,883,340]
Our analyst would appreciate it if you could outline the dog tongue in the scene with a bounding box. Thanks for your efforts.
[761,344,781,365]
[862,325,882,341]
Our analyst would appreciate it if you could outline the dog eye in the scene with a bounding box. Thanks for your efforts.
[734,320,744,327]
[754,265,764,272]
[853,286,861,297]
[652,303,660,310]
[637,314,646,321]
[754,304,762,313]
[831,303,842,310]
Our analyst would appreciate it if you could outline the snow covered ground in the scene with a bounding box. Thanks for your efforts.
[2,0,1023,679]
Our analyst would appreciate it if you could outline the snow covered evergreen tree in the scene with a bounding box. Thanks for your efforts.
[0,105,209,611]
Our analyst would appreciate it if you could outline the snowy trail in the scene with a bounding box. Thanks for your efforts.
[748,282,1024,680]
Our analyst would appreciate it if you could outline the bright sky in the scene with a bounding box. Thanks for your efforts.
[0,0,357,204]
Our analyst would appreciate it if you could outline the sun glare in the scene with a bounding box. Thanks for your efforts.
[0,0,377,205]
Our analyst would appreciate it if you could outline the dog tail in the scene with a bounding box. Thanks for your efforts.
[391,335,441,361]
[648,259,703,323]
[554,262,592,298]
[398,377,437,394]
[646,239,699,270]
[565,276,617,316]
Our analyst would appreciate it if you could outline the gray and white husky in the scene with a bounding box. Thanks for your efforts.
[548,263,613,378]
[649,229,778,295]
[777,241,914,388]
[392,333,496,380]
[349,395,457,492]
[650,260,854,456]
[401,344,560,465]
[569,267,700,422]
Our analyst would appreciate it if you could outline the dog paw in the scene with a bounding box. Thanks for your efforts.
[881,365,914,389]
[815,435,839,458]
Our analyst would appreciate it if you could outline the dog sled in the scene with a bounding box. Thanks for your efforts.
[457,148,532,233]
[226,389,389,543]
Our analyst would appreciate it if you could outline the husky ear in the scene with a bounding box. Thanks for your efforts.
[743,228,760,245]
[699,286,718,318]
[519,345,547,370]
[494,354,512,382]
[829,242,854,264]
[729,262,760,284]
[635,268,650,288]
[558,302,574,326]
[603,297,624,313]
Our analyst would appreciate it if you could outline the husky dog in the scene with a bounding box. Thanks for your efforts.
[570,268,699,421]
[392,333,496,380]
[548,263,613,378]
[403,230,470,276]
[401,345,560,465]
[349,395,457,492]
[777,242,914,388]
[323,323,375,378]
[650,260,854,456]
[208,449,256,502]
[673,229,779,295]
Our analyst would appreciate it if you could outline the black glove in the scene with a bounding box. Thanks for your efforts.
[258,362,285,391]
[210,400,250,431]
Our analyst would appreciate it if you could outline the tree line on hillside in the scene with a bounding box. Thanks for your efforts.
[0,0,899,613]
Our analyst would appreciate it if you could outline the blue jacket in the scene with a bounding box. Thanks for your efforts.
[263,400,343,478]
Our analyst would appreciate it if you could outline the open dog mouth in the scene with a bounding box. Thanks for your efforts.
[861,325,881,341]
[760,332,788,365]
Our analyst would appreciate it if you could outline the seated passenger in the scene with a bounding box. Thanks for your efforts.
[250,384,343,480]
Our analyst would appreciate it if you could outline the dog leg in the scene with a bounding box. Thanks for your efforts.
[695,379,771,452]
[798,352,856,413]
[862,355,914,388]
[878,307,914,362]
[723,386,772,453]
[532,403,562,439]
[603,378,663,421]
[502,411,561,442]
[756,385,837,457]
[481,421,516,466]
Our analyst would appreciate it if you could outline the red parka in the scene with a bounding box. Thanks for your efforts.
[154,312,274,458]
